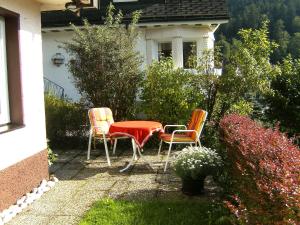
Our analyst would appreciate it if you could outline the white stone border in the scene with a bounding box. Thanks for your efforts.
[0,176,59,225]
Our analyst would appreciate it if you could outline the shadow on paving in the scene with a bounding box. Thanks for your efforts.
[51,147,165,181]
[50,145,221,197]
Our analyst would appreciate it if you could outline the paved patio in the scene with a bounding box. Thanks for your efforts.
[7,144,220,225]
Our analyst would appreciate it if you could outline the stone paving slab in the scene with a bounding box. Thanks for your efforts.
[48,216,80,225]
[24,199,64,216]
[82,179,116,191]
[8,148,220,225]
[58,191,105,216]
[54,169,81,181]
[8,215,51,225]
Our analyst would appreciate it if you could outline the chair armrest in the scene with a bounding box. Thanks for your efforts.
[164,124,187,132]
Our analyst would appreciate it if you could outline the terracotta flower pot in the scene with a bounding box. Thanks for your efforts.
[182,176,206,195]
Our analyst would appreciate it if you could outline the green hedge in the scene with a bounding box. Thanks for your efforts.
[45,94,87,149]
[140,58,203,125]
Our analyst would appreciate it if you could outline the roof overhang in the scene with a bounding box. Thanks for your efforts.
[136,19,229,28]
[42,19,228,34]
[36,0,98,11]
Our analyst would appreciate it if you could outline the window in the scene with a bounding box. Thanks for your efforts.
[0,7,23,131]
[183,42,196,68]
[0,16,10,125]
[158,42,172,60]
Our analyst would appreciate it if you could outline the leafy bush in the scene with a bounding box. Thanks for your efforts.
[62,4,142,120]
[218,23,278,113]
[227,100,253,116]
[173,146,222,180]
[47,143,57,166]
[180,22,279,150]
[219,114,300,224]
[45,94,87,148]
[265,56,300,136]
[141,58,203,124]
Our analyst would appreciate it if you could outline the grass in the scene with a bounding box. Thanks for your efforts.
[79,198,235,225]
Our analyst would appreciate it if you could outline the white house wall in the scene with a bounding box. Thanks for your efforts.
[0,0,52,212]
[135,29,147,69]
[42,31,81,101]
[42,25,216,101]
[0,0,47,171]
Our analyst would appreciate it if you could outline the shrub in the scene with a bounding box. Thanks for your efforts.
[47,143,57,166]
[45,94,87,148]
[219,114,300,224]
[62,4,142,120]
[264,56,300,136]
[141,58,203,124]
[191,21,279,123]
[227,100,253,116]
[181,22,279,149]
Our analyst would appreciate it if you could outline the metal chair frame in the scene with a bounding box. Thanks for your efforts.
[158,110,208,172]
[86,108,130,166]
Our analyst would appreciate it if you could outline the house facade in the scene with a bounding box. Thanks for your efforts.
[42,0,229,101]
[0,0,98,213]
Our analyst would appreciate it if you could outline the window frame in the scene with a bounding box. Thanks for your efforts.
[158,42,172,60]
[0,7,24,133]
[0,16,10,125]
[183,41,196,69]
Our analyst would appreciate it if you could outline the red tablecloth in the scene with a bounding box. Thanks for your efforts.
[109,121,163,148]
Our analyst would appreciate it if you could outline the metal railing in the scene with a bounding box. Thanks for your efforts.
[43,77,65,99]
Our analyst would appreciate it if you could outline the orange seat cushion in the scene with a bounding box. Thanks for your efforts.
[94,133,127,139]
[187,109,206,140]
[160,133,195,142]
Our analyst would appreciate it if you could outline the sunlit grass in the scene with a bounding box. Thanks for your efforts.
[79,198,235,225]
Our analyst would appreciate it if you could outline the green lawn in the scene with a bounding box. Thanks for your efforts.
[79,198,235,225]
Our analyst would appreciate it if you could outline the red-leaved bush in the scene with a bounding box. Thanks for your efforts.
[220,114,300,224]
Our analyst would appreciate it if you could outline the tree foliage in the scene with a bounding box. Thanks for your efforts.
[265,56,300,135]
[62,4,142,120]
[217,0,300,62]
[192,22,279,122]
[185,22,279,148]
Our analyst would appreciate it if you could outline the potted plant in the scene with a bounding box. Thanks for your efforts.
[172,146,222,195]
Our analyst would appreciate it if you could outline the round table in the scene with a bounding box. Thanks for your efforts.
[109,121,163,172]
[109,121,163,148]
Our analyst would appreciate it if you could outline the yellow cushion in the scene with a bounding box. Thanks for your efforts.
[89,108,114,134]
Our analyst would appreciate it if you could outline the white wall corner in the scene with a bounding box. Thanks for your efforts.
[172,36,183,68]
[196,33,215,65]
[146,39,158,66]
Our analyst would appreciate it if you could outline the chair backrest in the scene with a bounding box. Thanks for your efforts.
[88,108,114,135]
[187,109,208,140]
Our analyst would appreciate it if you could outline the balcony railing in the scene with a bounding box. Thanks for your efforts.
[43,77,65,99]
